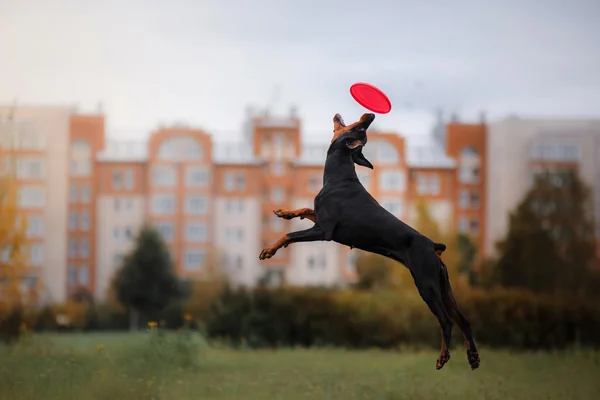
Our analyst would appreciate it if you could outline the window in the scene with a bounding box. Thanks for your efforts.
[461,147,478,156]
[185,166,209,187]
[29,244,44,266]
[381,198,404,217]
[68,238,78,258]
[184,249,206,270]
[113,253,124,268]
[379,170,405,191]
[237,200,244,213]
[530,142,580,162]
[272,217,283,232]
[112,170,122,189]
[113,227,121,241]
[272,161,285,176]
[346,252,359,274]
[78,264,89,285]
[69,211,77,231]
[157,136,203,160]
[67,265,77,285]
[125,198,134,211]
[309,174,321,192]
[152,165,177,187]
[79,238,89,258]
[152,194,176,214]
[69,185,78,204]
[80,184,91,203]
[236,228,244,242]
[124,169,134,189]
[16,157,44,179]
[272,187,284,203]
[26,215,44,238]
[357,171,370,189]
[224,172,235,191]
[70,140,92,177]
[114,198,121,212]
[470,218,480,235]
[18,186,45,207]
[458,216,469,234]
[379,143,399,163]
[459,166,480,184]
[459,189,470,209]
[125,227,133,239]
[416,174,440,196]
[470,191,480,209]
[80,211,90,231]
[236,173,246,190]
[185,222,207,242]
[234,256,243,269]
[307,256,316,269]
[274,133,284,149]
[155,222,174,242]
[185,196,208,214]
[363,140,400,164]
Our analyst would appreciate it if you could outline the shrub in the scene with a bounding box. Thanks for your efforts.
[205,286,600,350]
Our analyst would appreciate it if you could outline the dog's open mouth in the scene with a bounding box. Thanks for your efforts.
[346,139,362,149]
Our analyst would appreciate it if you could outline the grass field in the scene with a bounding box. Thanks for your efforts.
[1,331,599,400]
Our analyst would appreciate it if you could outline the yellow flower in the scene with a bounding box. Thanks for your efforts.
[95,345,105,352]
[148,321,158,328]
[183,313,192,321]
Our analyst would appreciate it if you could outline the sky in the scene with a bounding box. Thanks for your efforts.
[1,0,599,143]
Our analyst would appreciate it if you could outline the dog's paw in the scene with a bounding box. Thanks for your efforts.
[259,247,276,260]
[273,209,294,220]
[436,351,451,370]
[467,350,480,370]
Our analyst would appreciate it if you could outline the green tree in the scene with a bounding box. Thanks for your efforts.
[493,169,600,296]
[114,225,188,330]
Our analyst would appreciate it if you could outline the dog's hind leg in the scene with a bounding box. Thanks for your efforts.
[259,226,325,260]
[273,208,316,223]
[439,263,480,370]
[410,254,454,370]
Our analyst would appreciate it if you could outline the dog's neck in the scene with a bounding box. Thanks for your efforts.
[323,147,359,185]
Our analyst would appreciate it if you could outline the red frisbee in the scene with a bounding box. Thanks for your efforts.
[350,82,392,114]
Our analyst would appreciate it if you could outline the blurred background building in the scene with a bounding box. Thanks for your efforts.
[1,104,599,304]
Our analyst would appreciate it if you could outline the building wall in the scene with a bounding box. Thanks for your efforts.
[0,106,72,304]
[67,115,105,298]
[446,122,487,262]
[213,164,264,287]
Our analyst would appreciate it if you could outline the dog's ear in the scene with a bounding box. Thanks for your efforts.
[351,147,374,169]
[333,113,346,131]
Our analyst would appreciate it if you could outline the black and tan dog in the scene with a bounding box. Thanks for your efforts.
[258,113,480,370]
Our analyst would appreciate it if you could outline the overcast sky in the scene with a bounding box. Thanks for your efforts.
[1,0,599,142]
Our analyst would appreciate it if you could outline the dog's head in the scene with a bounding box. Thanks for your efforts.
[330,113,375,169]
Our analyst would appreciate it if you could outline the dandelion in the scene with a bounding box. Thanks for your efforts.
[183,313,192,321]
[95,344,105,352]
[148,321,158,328]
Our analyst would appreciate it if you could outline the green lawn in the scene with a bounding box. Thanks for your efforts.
[1,332,599,400]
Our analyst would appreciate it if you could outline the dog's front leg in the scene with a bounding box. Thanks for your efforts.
[259,226,326,260]
[273,208,316,223]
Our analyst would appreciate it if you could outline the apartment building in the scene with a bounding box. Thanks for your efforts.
[485,116,600,256]
[0,105,485,302]
[0,105,96,305]
[9,104,598,304]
